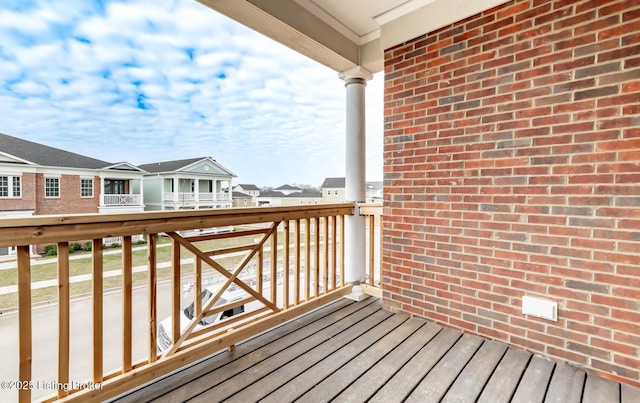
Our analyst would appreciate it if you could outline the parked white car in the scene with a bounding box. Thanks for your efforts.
[157,289,245,352]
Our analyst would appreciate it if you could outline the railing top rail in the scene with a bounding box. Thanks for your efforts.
[0,203,355,247]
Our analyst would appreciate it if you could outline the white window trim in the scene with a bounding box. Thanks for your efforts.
[0,175,22,198]
[45,177,60,198]
[80,178,94,198]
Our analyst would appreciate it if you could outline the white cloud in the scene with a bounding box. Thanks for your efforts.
[0,0,383,187]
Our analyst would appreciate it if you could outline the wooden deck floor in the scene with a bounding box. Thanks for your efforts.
[112,297,640,403]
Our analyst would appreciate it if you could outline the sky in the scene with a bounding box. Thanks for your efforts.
[0,0,383,188]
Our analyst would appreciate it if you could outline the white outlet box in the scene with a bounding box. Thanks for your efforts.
[522,296,557,321]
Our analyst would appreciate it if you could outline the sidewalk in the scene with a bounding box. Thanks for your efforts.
[0,244,174,295]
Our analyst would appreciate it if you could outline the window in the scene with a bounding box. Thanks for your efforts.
[12,177,20,197]
[45,177,60,197]
[81,179,93,197]
[104,179,125,194]
[0,176,8,197]
[0,176,21,198]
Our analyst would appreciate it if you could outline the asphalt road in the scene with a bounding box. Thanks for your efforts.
[0,280,175,402]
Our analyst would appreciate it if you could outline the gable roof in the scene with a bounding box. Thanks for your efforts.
[236,184,260,191]
[275,184,301,191]
[0,132,112,169]
[138,157,236,176]
[138,157,205,173]
[232,191,252,198]
[321,177,346,188]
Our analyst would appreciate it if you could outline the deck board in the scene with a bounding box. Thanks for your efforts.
[510,355,555,403]
[110,297,640,403]
[441,340,509,403]
[583,372,620,403]
[264,315,420,402]
[332,320,441,402]
[545,362,586,403]
[368,326,462,402]
[406,333,484,402]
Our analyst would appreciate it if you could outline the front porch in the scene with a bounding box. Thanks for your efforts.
[115,297,640,403]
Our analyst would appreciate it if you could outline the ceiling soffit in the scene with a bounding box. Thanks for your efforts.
[198,0,510,74]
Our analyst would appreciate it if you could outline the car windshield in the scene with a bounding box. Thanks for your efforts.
[183,289,227,320]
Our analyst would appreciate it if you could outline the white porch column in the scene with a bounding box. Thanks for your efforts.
[339,66,372,300]
[173,177,179,202]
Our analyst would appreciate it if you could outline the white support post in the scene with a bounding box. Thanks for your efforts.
[340,66,372,301]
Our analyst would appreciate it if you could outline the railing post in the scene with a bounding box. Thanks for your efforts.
[17,245,31,403]
[340,66,372,301]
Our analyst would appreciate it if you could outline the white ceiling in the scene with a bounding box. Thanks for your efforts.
[198,0,509,74]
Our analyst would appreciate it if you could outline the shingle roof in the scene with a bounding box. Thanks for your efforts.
[236,184,260,191]
[0,132,112,169]
[232,191,252,198]
[320,177,345,188]
[138,157,204,173]
[275,184,301,191]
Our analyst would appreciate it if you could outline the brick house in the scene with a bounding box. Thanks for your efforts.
[204,0,640,386]
[381,0,640,385]
[0,133,146,256]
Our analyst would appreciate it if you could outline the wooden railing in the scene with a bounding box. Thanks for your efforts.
[360,203,383,298]
[0,204,358,402]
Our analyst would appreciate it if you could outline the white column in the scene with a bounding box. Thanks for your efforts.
[339,66,372,300]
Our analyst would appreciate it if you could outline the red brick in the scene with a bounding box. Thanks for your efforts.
[383,0,640,386]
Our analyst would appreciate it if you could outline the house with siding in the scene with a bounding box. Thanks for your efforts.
[138,157,235,211]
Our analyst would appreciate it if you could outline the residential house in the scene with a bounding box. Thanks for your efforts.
[139,157,235,211]
[205,0,640,387]
[231,191,253,208]
[255,189,322,207]
[233,184,260,198]
[320,177,346,203]
[0,132,145,257]
[232,184,260,206]
[320,177,382,204]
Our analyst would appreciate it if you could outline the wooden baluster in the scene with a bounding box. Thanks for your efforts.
[257,249,263,295]
[305,218,311,300]
[92,239,103,383]
[57,242,70,398]
[194,257,202,319]
[369,214,375,286]
[340,215,345,287]
[171,236,181,349]
[294,219,301,305]
[331,216,337,290]
[17,245,31,403]
[283,221,290,309]
[148,234,158,363]
[323,216,329,293]
[378,213,383,288]
[270,224,278,304]
[122,236,133,373]
[314,217,320,297]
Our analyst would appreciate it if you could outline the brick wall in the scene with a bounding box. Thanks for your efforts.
[35,174,99,215]
[383,0,640,385]
[0,172,36,211]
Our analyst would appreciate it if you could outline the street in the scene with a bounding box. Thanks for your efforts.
[0,281,174,402]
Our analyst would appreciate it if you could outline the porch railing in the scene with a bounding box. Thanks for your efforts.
[163,192,230,203]
[0,203,385,402]
[101,194,141,206]
[360,203,382,298]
